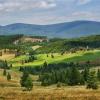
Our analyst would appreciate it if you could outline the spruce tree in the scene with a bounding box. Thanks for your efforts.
[20,71,33,91]
[69,67,81,85]
[97,69,100,81]
[83,68,90,82]
[20,71,29,87]
[24,76,33,91]
[3,69,7,76]
[7,73,11,81]
[0,52,2,56]
[86,71,98,90]
[4,60,8,69]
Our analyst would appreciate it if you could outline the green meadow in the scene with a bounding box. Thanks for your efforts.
[10,49,100,67]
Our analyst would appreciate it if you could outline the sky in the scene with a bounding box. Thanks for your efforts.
[0,0,100,25]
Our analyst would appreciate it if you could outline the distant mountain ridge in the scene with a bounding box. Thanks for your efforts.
[0,20,100,38]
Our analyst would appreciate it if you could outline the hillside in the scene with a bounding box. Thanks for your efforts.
[0,21,100,38]
[0,34,100,100]
[36,35,100,53]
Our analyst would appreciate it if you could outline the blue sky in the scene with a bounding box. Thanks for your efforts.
[0,0,100,25]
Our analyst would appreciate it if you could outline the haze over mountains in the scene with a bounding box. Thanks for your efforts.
[0,20,100,38]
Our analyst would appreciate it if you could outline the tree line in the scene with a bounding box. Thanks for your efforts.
[39,65,100,90]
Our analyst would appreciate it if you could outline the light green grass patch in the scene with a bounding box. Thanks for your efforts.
[10,50,100,68]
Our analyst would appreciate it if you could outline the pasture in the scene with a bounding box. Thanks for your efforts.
[9,50,100,67]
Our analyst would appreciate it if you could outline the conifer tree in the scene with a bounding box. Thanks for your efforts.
[69,67,81,85]
[83,68,90,82]
[7,73,11,81]
[20,71,33,91]
[3,69,7,76]
[86,71,98,90]
[97,69,100,81]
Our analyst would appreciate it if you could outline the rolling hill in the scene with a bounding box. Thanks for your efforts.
[0,20,100,38]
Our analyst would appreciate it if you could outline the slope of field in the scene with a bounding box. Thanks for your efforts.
[10,50,100,67]
[0,54,15,61]
[0,67,100,100]
[0,86,100,100]
[0,68,100,100]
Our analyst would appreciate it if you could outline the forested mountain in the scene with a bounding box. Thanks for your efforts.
[0,21,100,38]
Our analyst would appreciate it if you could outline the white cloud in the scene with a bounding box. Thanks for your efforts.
[39,1,56,8]
[77,0,91,5]
[0,0,56,12]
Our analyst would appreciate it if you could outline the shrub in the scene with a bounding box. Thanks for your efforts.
[57,82,62,87]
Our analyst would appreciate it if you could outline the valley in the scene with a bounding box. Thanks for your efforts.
[0,34,100,100]
[0,0,100,99]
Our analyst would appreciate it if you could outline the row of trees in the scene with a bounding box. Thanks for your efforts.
[20,61,92,75]
[3,69,11,81]
[0,60,12,69]
[19,61,100,90]
[39,67,100,89]
[36,35,100,53]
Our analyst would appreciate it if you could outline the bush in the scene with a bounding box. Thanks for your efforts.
[57,82,61,87]
[87,82,98,90]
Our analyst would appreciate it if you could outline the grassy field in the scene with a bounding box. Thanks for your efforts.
[0,86,100,100]
[0,54,15,61]
[9,49,100,67]
[0,69,100,100]
[0,49,100,71]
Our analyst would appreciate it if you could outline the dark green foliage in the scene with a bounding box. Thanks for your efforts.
[3,69,7,76]
[9,64,12,68]
[86,71,98,90]
[79,74,85,85]
[29,50,36,56]
[4,60,8,68]
[0,34,23,44]
[28,55,35,62]
[82,68,90,82]
[20,71,29,87]
[61,52,64,55]
[0,52,2,56]
[7,73,11,81]
[19,62,92,75]
[40,73,52,86]
[47,54,49,57]
[57,82,62,87]
[20,71,33,91]
[39,67,83,86]
[36,35,100,53]
[24,76,33,91]
[0,60,9,69]
[20,62,100,88]
[97,69,100,81]
[51,54,54,58]
[0,34,23,49]
[68,67,81,86]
